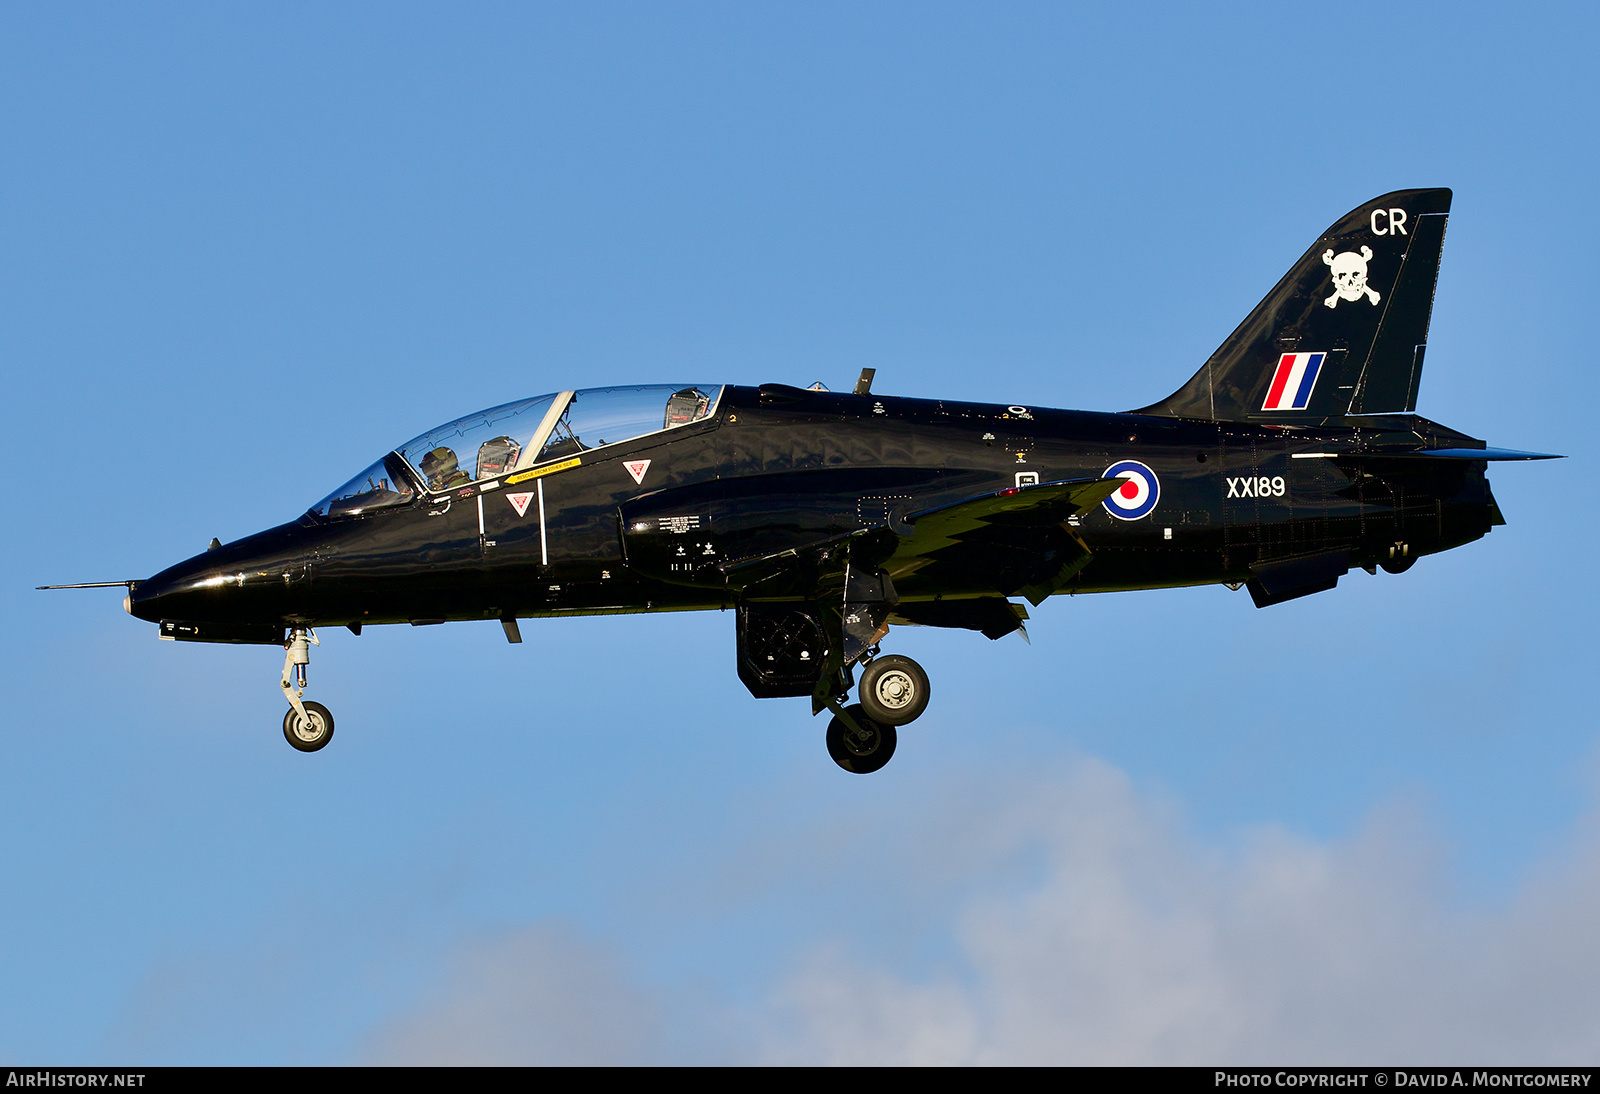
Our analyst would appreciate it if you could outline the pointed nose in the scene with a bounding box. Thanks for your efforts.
[126,557,218,622]
[128,520,321,625]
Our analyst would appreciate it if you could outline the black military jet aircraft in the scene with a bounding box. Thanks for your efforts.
[45,188,1556,772]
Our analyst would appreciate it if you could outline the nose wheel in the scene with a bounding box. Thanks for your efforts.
[279,627,335,752]
[283,701,335,752]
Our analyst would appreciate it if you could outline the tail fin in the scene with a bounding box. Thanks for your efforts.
[1136,189,1451,421]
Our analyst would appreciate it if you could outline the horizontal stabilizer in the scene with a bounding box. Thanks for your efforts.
[1394,447,1562,461]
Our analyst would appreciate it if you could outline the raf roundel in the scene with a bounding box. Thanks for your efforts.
[1101,460,1160,520]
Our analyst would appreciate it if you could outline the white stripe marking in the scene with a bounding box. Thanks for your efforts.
[1276,357,1310,409]
[537,479,548,566]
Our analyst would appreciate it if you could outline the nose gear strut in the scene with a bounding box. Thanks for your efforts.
[280,627,335,752]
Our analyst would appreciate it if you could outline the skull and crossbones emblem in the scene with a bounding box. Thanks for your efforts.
[1322,246,1381,308]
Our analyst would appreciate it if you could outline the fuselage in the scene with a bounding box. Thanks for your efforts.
[97,189,1545,766]
[128,383,1500,632]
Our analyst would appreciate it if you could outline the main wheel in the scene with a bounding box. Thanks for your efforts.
[283,701,335,752]
[857,654,930,726]
[826,704,897,774]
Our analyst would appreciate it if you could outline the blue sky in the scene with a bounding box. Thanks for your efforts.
[3,1,1597,1063]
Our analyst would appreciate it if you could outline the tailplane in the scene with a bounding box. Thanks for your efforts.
[1136,189,1451,422]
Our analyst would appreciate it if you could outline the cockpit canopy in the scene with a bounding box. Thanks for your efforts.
[309,384,722,519]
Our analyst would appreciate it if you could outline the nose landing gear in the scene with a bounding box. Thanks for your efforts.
[283,700,335,752]
[280,627,335,752]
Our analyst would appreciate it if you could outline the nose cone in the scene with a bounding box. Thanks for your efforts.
[126,553,219,623]
[128,522,320,625]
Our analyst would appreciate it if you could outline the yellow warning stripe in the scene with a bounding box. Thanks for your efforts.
[506,457,581,485]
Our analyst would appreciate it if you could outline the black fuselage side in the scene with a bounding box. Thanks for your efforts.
[128,384,1499,630]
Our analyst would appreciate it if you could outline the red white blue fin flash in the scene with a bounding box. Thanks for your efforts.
[1262,352,1327,411]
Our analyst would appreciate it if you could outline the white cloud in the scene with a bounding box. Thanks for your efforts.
[762,761,1600,1064]
[363,923,661,1065]
[364,758,1600,1064]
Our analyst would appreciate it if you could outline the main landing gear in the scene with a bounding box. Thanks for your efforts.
[858,654,930,726]
[826,704,896,774]
[823,650,931,775]
[280,627,335,752]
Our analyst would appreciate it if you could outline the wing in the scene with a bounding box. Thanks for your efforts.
[723,476,1125,607]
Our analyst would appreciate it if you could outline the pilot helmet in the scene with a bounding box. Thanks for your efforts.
[420,447,459,485]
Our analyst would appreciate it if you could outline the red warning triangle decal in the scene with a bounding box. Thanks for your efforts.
[625,459,651,485]
[507,492,534,517]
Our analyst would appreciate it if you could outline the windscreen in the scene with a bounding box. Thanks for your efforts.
[309,454,416,519]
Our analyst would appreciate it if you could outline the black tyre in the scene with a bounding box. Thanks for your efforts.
[283,701,335,752]
[826,704,897,774]
[857,654,930,726]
